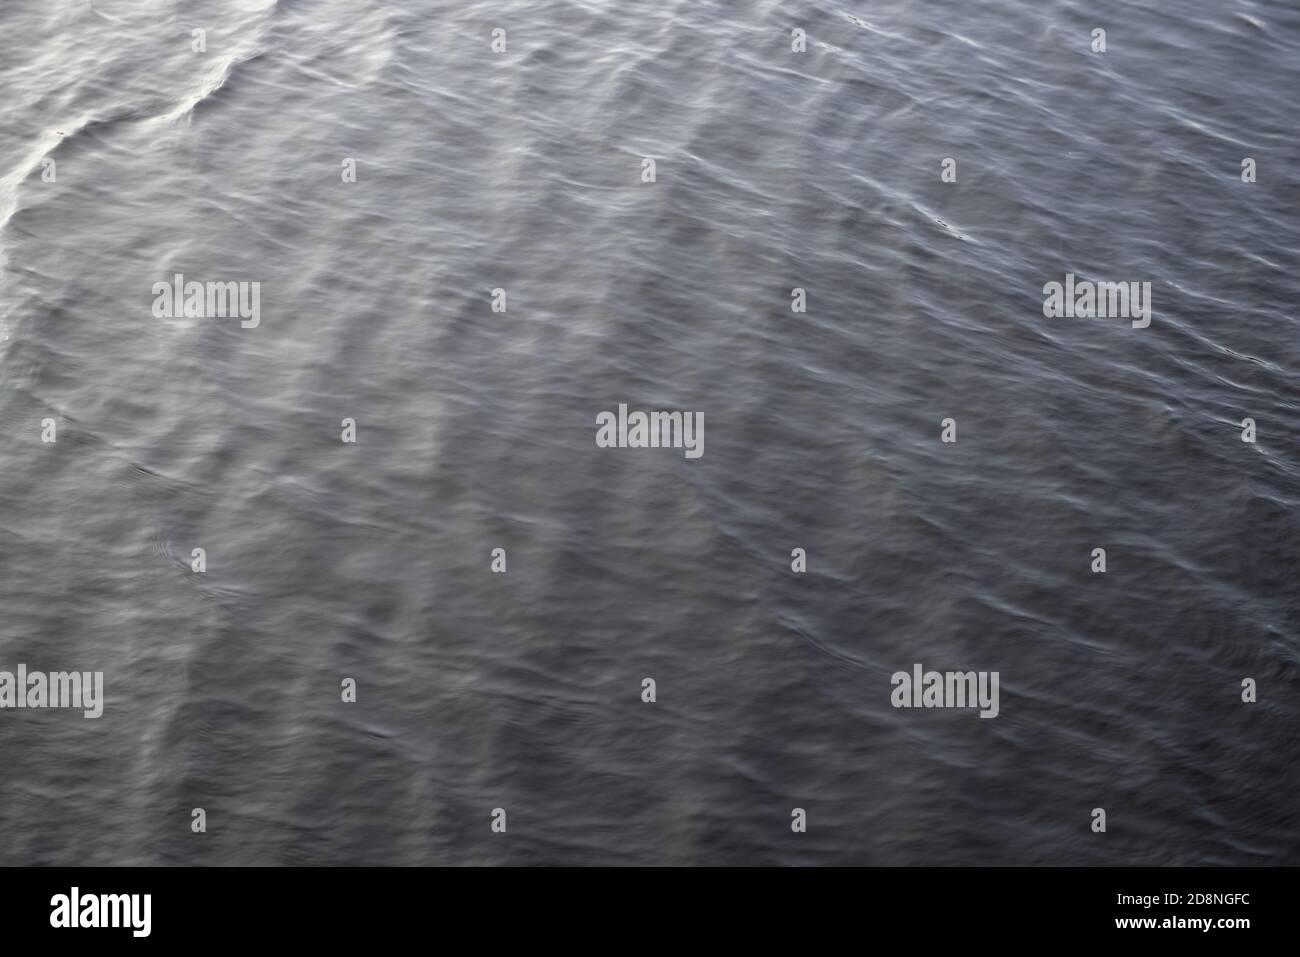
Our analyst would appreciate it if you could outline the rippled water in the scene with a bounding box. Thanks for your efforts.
[1,0,1298,865]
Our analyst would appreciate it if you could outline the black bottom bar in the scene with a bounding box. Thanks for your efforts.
[3,866,1285,944]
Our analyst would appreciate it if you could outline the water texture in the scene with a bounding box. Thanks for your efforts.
[0,0,1298,865]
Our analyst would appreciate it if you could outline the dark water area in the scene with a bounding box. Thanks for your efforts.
[1,0,1298,865]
